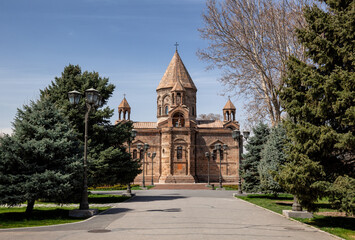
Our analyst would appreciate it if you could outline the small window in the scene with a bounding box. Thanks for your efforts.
[192,107,195,116]
[133,149,137,159]
[165,106,169,115]
[212,149,217,161]
[177,93,181,104]
[177,146,182,160]
[220,150,224,160]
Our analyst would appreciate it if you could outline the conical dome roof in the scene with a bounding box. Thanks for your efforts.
[157,51,197,91]
[223,99,236,110]
[119,97,131,109]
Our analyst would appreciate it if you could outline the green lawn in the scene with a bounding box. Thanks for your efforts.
[0,206,109,229]
[237,194,355,240]
[0,194,129,229]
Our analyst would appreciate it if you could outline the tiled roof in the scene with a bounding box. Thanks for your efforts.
[223,99,236,110]
[197,120,224,128]
[118,97,131,109]
[157,51,197,91]
[133,122,157,129]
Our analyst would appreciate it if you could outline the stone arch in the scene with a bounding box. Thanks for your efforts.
[172,111,185,127]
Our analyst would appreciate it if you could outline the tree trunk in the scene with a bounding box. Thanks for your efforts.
[26,199,35,217]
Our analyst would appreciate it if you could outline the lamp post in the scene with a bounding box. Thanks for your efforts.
[147,152,156,186]
[232,129,250,194]
[127,129,137,194]
[68,88,101,211]
[223,143,228,178]
[205,152,211,186]
[214,143,223,189]
[137,143,149,188]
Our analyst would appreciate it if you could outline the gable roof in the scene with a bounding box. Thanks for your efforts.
[157,50,197,91]
[171,79,186,92]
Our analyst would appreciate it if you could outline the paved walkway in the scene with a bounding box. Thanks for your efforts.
[0,190,338,240]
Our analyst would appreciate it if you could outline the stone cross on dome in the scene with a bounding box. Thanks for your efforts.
[174,42,179,51]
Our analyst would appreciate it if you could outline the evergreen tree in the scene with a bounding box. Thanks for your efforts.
[241,122,270,193]
[279,0,355,211]
[41,65,140,186]
[259,124,287,195]
[0,98,81,215]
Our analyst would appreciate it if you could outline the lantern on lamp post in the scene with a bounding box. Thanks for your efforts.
[147,152,156,186]
[137,143,149,188]
[68,88,101,211]
[232,129,250,194]
[127,129,137,194]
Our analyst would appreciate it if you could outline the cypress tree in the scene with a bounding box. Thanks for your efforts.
[241,122,270,193]
[279,0,354,211]
[0,98,81,215]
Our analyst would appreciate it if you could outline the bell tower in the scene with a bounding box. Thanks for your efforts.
[118,95,131,121]
[156,49,197,121]
[223,98,236,122]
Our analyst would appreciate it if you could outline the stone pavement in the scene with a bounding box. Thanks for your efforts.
[0,190,339,240]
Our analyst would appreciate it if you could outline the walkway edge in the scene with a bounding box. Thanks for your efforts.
[233,194,344,240]
[0,195,135,231]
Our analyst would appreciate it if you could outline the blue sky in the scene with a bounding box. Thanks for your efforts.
[0,0,247,135]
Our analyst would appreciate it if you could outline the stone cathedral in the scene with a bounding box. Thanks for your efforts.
[117,50,241,184]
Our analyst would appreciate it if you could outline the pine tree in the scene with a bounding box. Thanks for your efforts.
[241,122,270,193]
[259,124,287,195]
[279,0,355,211]
[41,65,140,186]
[0,98,81,215]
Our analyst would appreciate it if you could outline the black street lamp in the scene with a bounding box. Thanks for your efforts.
[137,143,149,188]
[147,152,156,186]
[68,88,101,211]
[127,129,137,195]
[214,143,223,189]
[232,129,250,194]
[205,151,214,186]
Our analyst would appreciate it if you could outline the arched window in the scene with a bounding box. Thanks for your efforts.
[133,149,137,159]
[172,112,185,127]
[165,106,169,115]
[212,149,217,161]
[139,150,144,160]
[192,107,195,116]
[220,150,224,160]
[177,93,181,104]
[177,146,182,160]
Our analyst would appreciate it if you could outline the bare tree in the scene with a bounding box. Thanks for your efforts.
[199,0,309,126]
[198,113,223,121]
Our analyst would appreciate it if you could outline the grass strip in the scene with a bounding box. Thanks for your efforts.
[0,206,109,229]
[0,194,128,229]
[236,194,355,240]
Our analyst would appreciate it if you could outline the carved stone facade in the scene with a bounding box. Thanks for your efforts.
[117,50,241,184]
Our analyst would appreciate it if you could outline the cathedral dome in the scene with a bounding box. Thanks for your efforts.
[156,50,197,91]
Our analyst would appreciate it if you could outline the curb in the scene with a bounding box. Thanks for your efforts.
[233,194,344,240]
[0,194,134,231]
